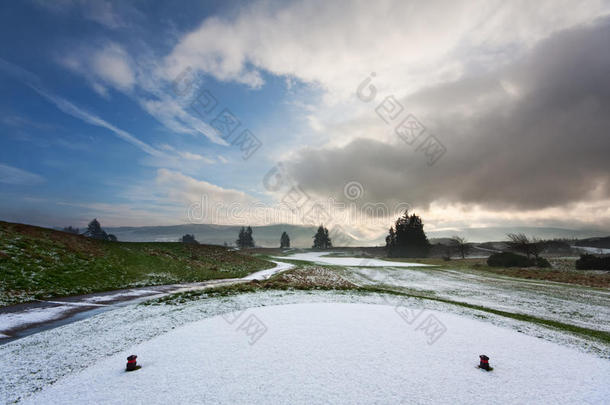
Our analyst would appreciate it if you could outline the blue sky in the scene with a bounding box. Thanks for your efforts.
[1,0,609,238]
[0,1,320,228]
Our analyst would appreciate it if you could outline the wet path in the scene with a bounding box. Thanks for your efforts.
[0,261,293,343]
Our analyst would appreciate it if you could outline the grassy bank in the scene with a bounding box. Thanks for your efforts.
[0,221,273,306]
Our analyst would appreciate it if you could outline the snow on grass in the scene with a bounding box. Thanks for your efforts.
[343,266,610,333]
[21,303,610,404]
[1,290,608,404]
[573,246,610,254]
[281,251,433,267]
[282,252,609,333]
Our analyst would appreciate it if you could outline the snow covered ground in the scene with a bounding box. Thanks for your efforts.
[2,252,608,403]
[20,303,610,404]
[279,252,610,333]
[2,289,608,404]
[573,246,610,254]
[341,265,610,333]
[280,251,432,267]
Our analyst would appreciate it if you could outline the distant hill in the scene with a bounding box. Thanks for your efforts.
[575,236,610,249]
[104,224,608,247]
[104,223,360,248]
[426,227,609,243]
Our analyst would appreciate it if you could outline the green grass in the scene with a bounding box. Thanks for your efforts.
[0,221,273,306]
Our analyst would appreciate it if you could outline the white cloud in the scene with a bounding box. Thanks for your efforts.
[81,1,125,29]
[178,151,214,163]
[158,144,215,164]
[59,42,135,94]
[164,0,610,103]
[0,163,44,185]
[1,57,164,157]
[58,42,230,146]
[157,168,251,204]
[90,44,135,90]
[32,85,163,157]
[158,0,610,168]
[138,94,227,145]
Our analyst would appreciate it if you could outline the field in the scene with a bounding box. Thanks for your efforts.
[0,221,273,306]
[1,228,609,403]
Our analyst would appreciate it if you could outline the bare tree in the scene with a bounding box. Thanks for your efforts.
[507,233,531,257]
[530,237,544,259]
[506,233,543,258]
[450,235,470,259]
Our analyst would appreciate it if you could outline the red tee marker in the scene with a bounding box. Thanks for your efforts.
[126,355,139,371]
[479,354,491,371]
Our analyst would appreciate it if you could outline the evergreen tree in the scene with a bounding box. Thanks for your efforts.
[236,227,246,248]
[312,225,332,249]
[85,218,109,240]
[236,226,255,248]
[280,231,290,248]
[385,227,395,249]
[181,234,198,244]
[385,211,430,257]
[245,226,255,248]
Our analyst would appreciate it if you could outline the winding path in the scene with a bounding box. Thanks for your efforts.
[0,260,294,343]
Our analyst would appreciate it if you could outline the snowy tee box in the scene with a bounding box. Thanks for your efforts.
[24,303,609,404]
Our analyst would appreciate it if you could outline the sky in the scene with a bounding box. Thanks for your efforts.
[1,0,609,241]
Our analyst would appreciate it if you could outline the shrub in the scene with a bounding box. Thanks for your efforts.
[535,257,551,268]
[488,252,531,267]
[487,252,550,268]
[575,254,610,270]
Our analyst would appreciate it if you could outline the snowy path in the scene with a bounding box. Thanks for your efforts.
[0,260,293,342]
[21,303,610,404]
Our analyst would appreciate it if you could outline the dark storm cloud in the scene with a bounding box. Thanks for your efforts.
[287,18,610,211]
